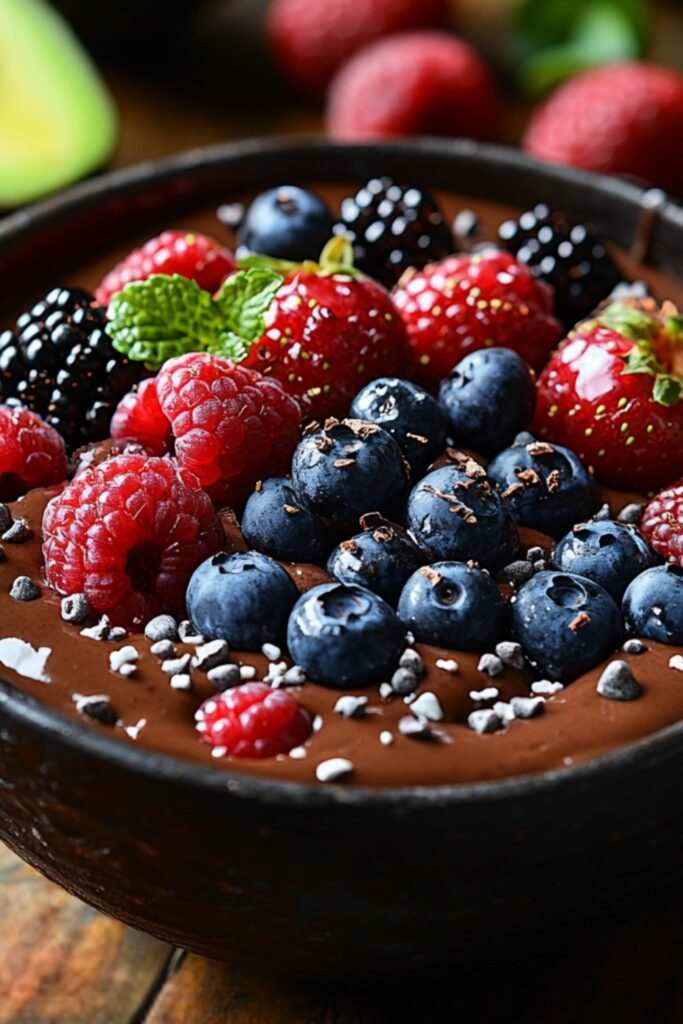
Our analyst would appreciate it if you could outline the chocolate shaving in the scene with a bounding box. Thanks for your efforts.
[283,503,299,515]
[527,441,554,456]
[515,468,541,486]
[420,566,443,586]
[406,432,428,445]
[333,458,355,468]
[546,469,561,493]
[569,611,591,632]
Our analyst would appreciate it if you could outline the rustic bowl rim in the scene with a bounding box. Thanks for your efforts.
[2,134,683,809]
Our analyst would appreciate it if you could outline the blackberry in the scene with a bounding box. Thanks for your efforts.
[335,177,453,288]
[498,204,622,331]
[0,286,145,450]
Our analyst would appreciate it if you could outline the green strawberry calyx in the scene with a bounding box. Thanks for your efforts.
[237,233,364,279]
[107,268,284,370]
[593,300,683,408]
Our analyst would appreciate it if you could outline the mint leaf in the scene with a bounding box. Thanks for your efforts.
[108,274,229,369]
[653,374,682,407]
[213,269,284,361]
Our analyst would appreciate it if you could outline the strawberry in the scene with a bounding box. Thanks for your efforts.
[327,31,501,142]
[96,230,237,307]
[268,0,448,98]
[523,62,683,192]
[534,298,683,491]
[391,249,561,386]
[242,247,408,418]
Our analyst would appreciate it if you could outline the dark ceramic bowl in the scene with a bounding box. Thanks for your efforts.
[1,139,683,981]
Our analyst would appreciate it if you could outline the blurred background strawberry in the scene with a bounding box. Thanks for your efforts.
[6,0,683,203]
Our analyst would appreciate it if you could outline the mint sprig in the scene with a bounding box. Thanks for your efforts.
[108,269,284,370]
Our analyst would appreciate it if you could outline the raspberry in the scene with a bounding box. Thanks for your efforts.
[156,353,301,507]
[641,481,683,566]
[267,0,448,98]
[391,249,561,385]
[42,453,224,627]
[110,378,171,456]
[96,230,237,307]
[195,682,311,758]
[326,31,500,142]
[0,405,67,501]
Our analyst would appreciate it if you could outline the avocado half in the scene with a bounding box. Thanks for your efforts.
[0,0,117,207]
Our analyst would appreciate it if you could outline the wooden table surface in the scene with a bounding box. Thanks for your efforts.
[5,33,683,1020]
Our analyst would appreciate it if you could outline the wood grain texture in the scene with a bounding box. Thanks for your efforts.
[0,844,171,1024]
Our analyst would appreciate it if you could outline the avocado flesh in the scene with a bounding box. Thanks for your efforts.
[0,0,117,207]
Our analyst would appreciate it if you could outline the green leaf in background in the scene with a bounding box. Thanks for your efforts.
[514,0,650,98]
[0,0,117,207]
[108,270,284,370]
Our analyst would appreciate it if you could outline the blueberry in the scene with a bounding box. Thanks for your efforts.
[291,418,408,526]
[187,550,298,650]
[398,562,509,651]
[623,564,683,645]
[241,478,336,565]
[512,571,623,682]
[438,348,536,456]
[552,520,658,601]
[327,514,426,606]
[488,438,599,538]
[287,582,405,688]
[237,186,334,262]
[350,377,446,477]
[406,460,517,573]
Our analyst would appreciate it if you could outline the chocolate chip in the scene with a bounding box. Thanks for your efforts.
[469,686,499,703]
[80,615,114,642]
[477,653,503,677]
[669,654,683,672]
[593,503,612,522]
[315,757,354,782]
[61,593,91,624]
[617,503,645,526]
[525,546,545,563]
[207,663,241,691]
[170,673,192,691]
[261,642,282,661]
[108,626,129,642]
[379,730,394,747]
[73,693,116,725]
[399,648,424,675]
[510,695,545,719]
[495,641,525,671]
[0,504,11,533]
[596,660,642,701]
[531,680,564,695]
[10,576,40,601]
[192,639,230,672]
[390,666,419,695]
[150,639,177,659]
[161,653,192,676]
[496,560,534,586]
[398,715,434,739]
[178,620,205,644]
[333,695,368,719]
[435,658,459,673]
[144,614,178,643]
[467,709,502,734]
[410,691,444,722]
[533,558,549,574]
[281,665,307,687]
[2,518,31,543]
[109,646,139,673]
[622,638,647,654]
